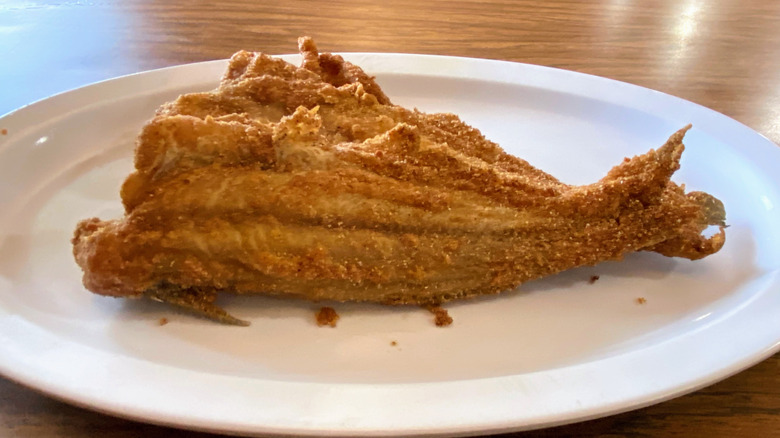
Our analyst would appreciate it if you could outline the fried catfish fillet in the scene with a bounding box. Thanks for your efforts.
[72,37,726,325]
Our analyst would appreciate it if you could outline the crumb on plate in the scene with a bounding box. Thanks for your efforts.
[427,305,453,327]
[0,129,7,135]
[391,340,398,346]
[316,306,339,327]
[588,275,600,284]
[158,317,169,326]
[636,297,647,304]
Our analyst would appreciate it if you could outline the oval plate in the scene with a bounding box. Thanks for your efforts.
[0,53,779,436]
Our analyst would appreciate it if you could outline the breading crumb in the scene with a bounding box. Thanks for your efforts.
[427,305,453,327]
[636,297,647,304]
[0,129,7,135]
[390,340,398,346]
[588,275,600,284]
[316,306,339,327]
[158,317,169,326]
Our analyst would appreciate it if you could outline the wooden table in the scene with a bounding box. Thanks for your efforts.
[1,0,778,436]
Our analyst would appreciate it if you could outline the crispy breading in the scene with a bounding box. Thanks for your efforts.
[72,37,725,324]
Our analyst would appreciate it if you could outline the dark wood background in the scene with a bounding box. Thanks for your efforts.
[1,0,778,436]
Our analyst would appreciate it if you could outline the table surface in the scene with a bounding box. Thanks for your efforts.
[1,0,779,436]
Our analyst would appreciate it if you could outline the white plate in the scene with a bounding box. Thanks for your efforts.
[1,53,779,437]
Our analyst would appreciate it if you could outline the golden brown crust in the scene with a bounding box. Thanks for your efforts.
[71,37,726,323]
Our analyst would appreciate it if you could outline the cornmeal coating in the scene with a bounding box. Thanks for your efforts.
[72,37,725,324]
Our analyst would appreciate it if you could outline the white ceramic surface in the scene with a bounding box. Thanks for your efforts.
[0,54,779,436]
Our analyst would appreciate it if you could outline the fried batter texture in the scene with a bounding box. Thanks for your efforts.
[72,37,726,325]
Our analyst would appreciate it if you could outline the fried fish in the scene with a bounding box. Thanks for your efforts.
[72,37,726,325]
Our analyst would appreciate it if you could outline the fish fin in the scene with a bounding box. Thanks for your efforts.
[688,191,727,227]
[144,287,250,326]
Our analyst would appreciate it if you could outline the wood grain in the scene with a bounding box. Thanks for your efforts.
[1,0,779,436]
